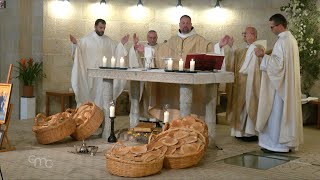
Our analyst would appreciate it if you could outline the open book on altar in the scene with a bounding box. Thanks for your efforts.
[185,53,224,71]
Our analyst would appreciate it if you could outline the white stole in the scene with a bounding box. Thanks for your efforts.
[239,40,266,115]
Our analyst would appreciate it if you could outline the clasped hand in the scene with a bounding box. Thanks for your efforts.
[254,48,265,57]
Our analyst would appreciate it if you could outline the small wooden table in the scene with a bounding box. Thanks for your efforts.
[46,91,75,116]
[309,100,320,128]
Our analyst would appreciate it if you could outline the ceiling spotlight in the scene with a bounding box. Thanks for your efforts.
[100,0,106,5]
[214,0,221,8]
[137,0,143,7]
[176,0,183,8]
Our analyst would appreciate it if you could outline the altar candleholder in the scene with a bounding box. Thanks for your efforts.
[108,116,117,143]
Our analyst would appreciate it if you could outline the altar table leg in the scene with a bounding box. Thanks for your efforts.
[102,79,113,140]
[205,84,218,147]
[180,84,193,117]
[130,81,140,128]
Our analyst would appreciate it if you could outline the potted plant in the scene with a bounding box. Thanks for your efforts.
[15,58,46,97]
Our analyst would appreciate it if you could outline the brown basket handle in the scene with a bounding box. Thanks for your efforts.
[65,108,76,116]
[83,102,93,107]
[148,133,156,143]
[74,110,92,120]
[110,141,125,151]
[34,113,46,126]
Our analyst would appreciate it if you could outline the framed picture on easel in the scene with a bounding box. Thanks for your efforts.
[0,83,12,124]
[0,130,4,147]
[0,0,6,9]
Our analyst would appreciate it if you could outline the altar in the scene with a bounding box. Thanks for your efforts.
[88,68,234,140]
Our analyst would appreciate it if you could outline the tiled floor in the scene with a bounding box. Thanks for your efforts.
[1,116,320,179]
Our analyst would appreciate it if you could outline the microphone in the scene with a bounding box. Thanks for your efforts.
[160,39,182,59]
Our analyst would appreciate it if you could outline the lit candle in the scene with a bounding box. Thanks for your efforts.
[111,56,116,68]
[167,58,173,71]
[102,56,107,67]
[190,59,195,72]
[164,111,169,123]
[110,104,115,117]
[119,57,125,68]
[178,58,184,71]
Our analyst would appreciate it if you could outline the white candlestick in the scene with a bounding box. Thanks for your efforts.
[110,105,115,117]
[119,57,125,68]
[102,56,107,67]
[167,58,173,71]
[164,111,169,123]
[190,59,195,72]
[111,56,116,68]
[179,58,184,71]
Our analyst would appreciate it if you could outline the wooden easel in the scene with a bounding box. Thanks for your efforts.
[0,64,16,152]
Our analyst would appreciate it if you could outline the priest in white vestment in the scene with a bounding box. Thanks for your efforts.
[128,30,159,120]
[70,19,129,108]
[214,27,265,141]
[255,14,303,152]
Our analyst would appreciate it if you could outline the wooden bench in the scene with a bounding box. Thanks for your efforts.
[46,91,75,116]
[309,100,320,129]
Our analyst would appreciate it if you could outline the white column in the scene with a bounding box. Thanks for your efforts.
[205,84,218,147]
[180,84,193,117]
[102,79,113,140]
[130,81,140,128]
[20,97,36,120]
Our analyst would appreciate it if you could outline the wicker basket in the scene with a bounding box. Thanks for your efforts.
[164,116,209,149]
[164,145,205,169]
[105,143,164,177]
[71,102,104,140]
[32,111,76,145]
[149,128,206,169]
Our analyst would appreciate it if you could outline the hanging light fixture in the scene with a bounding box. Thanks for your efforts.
[100,0,106,5]
[176,0,183,8]
[60,0,70,2]
[137,0,143,7]
[214,0,221,8]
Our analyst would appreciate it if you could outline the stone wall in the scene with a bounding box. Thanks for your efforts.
[0,0,43,120]
[42,0,292,114]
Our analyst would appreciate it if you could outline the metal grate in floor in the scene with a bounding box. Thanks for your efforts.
[222,150,299,170]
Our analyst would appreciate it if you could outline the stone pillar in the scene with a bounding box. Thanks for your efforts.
[102,79,113,140]
[180,84,193,117]
[130,80,140,128]
[205,83,218,147]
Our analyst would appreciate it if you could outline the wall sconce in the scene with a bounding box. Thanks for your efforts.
[137,0,143,7]
[214,0,222,8]
[0,0,6,9]
[100,0,106,5]
[176,0,183,8]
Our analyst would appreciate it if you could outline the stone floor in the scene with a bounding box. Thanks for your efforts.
[1,116,320,179]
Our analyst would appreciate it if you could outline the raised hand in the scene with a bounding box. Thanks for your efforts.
[121,34,130,45]
[70,35,77,44]
[227,36,234,47]
[219,35,231,48]
[134,43,145,53]
[254,48,265,57]
[133,33,139,45]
